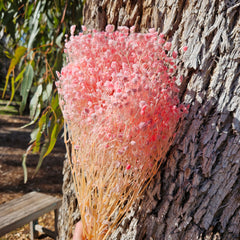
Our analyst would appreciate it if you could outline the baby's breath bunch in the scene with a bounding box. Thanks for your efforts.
[56,25,188,240]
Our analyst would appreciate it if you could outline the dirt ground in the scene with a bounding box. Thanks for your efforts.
[0,114,65,239]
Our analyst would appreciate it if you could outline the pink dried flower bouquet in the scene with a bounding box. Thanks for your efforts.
[56,25,187,239]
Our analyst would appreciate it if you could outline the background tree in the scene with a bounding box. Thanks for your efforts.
[59,0,240,239]
[0,0,84,181]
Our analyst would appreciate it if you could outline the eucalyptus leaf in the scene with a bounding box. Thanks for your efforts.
[29,84,42,118]
[43,119,63,158]
[21,103,41,128]
[15,67,26,83]
[33,110,48,153]
[9,76,15,104]
[2,46,27,98]
[56,32,63,48]
[22,144,33,183]
[27,1,41,51]
[30,127,39,143]
[34,138,49,175]
[42,82,53,103]
[27,26,39,51]
[0,1,7,11]
[51,93,59,111]
[34,115,64,175]
[22,153,28,184]
[20,64,34,114]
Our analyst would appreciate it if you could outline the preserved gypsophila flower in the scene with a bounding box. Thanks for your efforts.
[57,24,188,240]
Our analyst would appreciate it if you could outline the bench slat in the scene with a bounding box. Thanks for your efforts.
[0,192,61,236]
[0,195,59,222]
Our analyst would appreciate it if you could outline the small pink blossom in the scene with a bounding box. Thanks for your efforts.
[105,24,115,33]
[117,26,129,34]
[130,26,136,33]
[159,33,165,38]
[70,25,76,36]
[56,71,61,78]
[81,25,87,31]
[55,81,60,87]
[148,28,156,33]
[139,122,147,129]
[172,51,178,59]
[164,42,172,51]
[126,164,131,170]
[130,141,136,146]
[183,46,188,51]
[139,100,146,108]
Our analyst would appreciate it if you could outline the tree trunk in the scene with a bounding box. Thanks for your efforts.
[59,1,240,239]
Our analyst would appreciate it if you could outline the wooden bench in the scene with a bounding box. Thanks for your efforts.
[0,191,62,240]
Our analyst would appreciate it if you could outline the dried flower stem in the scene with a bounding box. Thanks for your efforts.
[58,25,188,239]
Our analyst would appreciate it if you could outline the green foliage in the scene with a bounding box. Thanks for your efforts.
[20,64,34,114]
[2,46,27,99]
[0,0,84,182]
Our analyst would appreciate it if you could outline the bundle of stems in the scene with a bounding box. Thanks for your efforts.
[57,25,188,239]
[64,121,172,240]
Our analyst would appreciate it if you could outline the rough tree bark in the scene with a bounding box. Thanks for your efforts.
[58,1,240,239]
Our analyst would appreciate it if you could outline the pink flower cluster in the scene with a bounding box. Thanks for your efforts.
[56,25,187,169]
